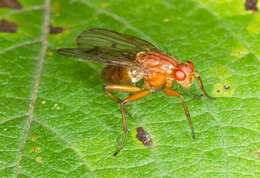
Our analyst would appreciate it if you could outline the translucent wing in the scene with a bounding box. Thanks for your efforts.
[58,28,160,68]
[57,47,139,68]
[76,28,160,53]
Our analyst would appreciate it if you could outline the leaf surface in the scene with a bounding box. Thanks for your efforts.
[0,0,259,177]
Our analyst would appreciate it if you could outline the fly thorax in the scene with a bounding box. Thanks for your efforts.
[161,64,174,74]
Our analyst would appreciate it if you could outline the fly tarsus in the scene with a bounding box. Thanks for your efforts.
[113,132,128,156]
[195,72,215,100]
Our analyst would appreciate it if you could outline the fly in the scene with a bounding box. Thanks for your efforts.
[58,28,213,139]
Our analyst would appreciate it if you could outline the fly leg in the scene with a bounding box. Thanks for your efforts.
[163,88,195,139]
[104,84,145,133]
[104,84,150,156]
[120,89,150,132]
[103,86,134,119]
[104,84,148,156]
[195,72,215,99]
[104,86,122,103]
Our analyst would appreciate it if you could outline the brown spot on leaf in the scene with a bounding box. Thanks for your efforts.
[136,127,153,146]
[245,0,258,11]
[31,146,41,153]
[0,0,22,9]
[49,24,64,35]
[0,19,17,33]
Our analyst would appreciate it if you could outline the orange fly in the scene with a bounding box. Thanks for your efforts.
[58,28,212,139]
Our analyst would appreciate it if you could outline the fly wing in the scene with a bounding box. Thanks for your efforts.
[76,28,160,53]
[57,47,140,68]
[58,28,160,68]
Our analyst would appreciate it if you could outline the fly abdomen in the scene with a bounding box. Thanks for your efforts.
[102,66,132,84]
[102,66,143,84]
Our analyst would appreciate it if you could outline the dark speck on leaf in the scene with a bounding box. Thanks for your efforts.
[112,43,117,48]
[0,19,17,33]
[245,0,258,11]
[49,24,64,34]
[0,0,22,9]
[217,89,220,93]
[136,127,153,146]
[224,84,230,90]
[113,150,120,156]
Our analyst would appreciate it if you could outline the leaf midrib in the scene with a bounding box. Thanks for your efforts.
[14,0,51,177]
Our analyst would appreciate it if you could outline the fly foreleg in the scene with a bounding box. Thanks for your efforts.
[163,88,195,139]
[195,72,215,99]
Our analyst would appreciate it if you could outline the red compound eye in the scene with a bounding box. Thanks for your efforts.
[174,70,186,81]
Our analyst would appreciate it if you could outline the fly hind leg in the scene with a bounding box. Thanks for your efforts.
[104,84,150,133]
[103,85,134,119]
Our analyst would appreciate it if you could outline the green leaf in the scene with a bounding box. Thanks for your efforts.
[0,0,259,177]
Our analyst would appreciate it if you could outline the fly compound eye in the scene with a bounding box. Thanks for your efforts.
[174,70,186,81]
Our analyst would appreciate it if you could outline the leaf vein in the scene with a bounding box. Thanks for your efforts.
[14,1,51,177]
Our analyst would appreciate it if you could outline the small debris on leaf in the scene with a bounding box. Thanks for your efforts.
[0,19,17,33]
[0,0,22,9]
[136,127,153,146]
[224,84,230,90]
[49,24,64,34]
[113,149,120,156]
[245,0,258,11]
